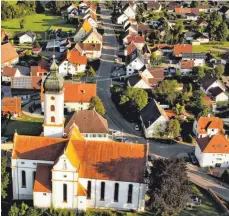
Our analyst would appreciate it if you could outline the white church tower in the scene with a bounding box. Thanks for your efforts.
[43,55,65,138]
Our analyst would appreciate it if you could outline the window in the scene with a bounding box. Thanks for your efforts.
[51,96,55,100]
[51,105,55,111]
[127,184,133,203]
[114,183,119,202]
[33,171,36,186]
[87,181,91,199]
[100,182,105,200]
[21,170,26,188]
[63,161,67,170]
[63,184,67,202]
[51,116,55,123]
[43,193,47,196]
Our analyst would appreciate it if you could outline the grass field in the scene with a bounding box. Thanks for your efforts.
[1,12,75,37]
[192,42,229,54]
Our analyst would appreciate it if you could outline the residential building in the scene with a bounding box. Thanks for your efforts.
[122,3,136,20]
[182,53,207,66]
[186,13,199,20]
[1,29,8,42]
[193,116,224,137]
[173,44,192,57]
[116,13,129,25]
[74,19,92,43]
[184,31,196,41]
[126,24,150,36]
[64,110,109,140]
[2,66,21,83]
[146,2,161,12]
[11,57,147,211]
[11,76,42,90]
[179,60,194,74]
[59,50,87,77]
[219,6,229,19]
[125,35,145,49]
[75,43,102,59]
[41,83,96,113]
[175,8,199,15]
[195,134,229,167]
[30,59,49,77]
[140,99,169,138]
[82,28,103,45]
[18,31,36,44]
[126,50,145,75]
[2,97,21,117]
[1,43,19,67]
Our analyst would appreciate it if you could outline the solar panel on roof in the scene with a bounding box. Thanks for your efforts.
[12,77,31,89]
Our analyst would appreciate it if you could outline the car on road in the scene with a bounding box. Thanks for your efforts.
[135,124,140,131]
[188,153,198,165]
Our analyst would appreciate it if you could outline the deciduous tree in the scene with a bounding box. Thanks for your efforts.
[89,96,106,115]
[1,157,9,199]
[167,119,181,138]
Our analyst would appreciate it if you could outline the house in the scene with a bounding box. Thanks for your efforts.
[186,13,199,21]
[200,74,228,102]
[64,110,109,140]
[140,99,169,138]
[127,24,150,36]
[219,6,229,19]
[147,2,162,12]
[175,8,199,15]
[125,35,145,49]
[2,66,21,83]
[124,42,151,57]
[1,43,19,67]
[125,50,145,75]
[182,53,206,66]
[11,76,42,90]
[195,134,229,167]
[197,20,208,28]
[30,59,49,77]
[74,19,92,43]
[128,67,164,89]
[18,31,36,44]
[2,97,21,117]
[122,3,136,20]
[12,58,147,211]
[41,83,97,113]
[184,31,196,41]
[193,116,224,138]
[167,3,181,12]
[116,13,129,25]
[195,35,210,44]
[45,40,66,53]
[58,50,87,77]
[82,28,103,45]
[173,44,192,57]
[1,29,8,42]
[179,60,194,74]
[75,43,102,59]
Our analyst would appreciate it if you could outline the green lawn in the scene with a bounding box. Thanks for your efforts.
[180,185,225,216]
[192,41,229,54]
[1,12,75,37]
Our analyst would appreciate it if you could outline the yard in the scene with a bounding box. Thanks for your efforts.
[1,11,76,37]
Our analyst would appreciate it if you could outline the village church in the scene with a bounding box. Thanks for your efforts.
[11,56,147,212]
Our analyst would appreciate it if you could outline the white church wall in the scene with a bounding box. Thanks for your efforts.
[43,125,64,138]
[34,192,52,208]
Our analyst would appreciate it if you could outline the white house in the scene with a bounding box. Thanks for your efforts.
[41,83,97,113]
[64,110,110,141]
[179,60,194,75]
[19,31,36,44]
[116,13,129,25]
[193,116,224,138]
[75,43,102,60]
[11,57,148,212]
[126,50,145,75]
[58,50,87,77]
[186,13,199,21]
[140,99,169,138]
[2,66,21,83]
[182,53,207,67]
[195,134,229,167]
[123,3,136,20]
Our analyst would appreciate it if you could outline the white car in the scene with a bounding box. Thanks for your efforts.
[135,124,140,131]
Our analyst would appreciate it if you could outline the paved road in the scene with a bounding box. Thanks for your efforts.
[97,8,194,157]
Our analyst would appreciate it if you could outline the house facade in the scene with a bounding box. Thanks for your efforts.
[19,31,36,44]
[2,66,21,83]
[1,43,19,67]
[126,50,145,75]
[75,43,102,59]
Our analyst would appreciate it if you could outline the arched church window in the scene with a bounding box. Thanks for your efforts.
[21,170,26,188]
[114,183,119,202]
[87,181,91,199]
[63,184,67,202]
[51,116,55,123]
[51,105,55,111]
[127,184,133,203]
[100,182,105,201]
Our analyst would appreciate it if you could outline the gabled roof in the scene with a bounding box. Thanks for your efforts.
[1,43,19,64]
[219,6,229,14]
[127,35,145,44]
[147,2,161,10]
[197,117,224,134]
[126,42,137,55]
[175,8,199,14]
[209,87,225,97]
[200,74,218,90]
[128,74,142,86]
[83,28,102,42]
[182,52,207,59]
[66,50,87,65]
[64,110,109,134]
[126,49,144,66]
[20,30,36,39]
[2,97,21,115]
[75,43,101,52]
[82,19,92,33]
[30,59,48,76]
[33,164,52,193]
[140,99,168,129]
[180,60,194,69]
[197,134,229,153]
[77,182,87,196]
[131,24,150,32]
[173,44,192,56]
[11,76,42,90]
[2,66,18,77]
[41,83,96,103]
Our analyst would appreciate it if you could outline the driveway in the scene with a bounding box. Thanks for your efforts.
[97,6,194,158]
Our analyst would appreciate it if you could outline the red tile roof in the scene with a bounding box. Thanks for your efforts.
[33,164,52,193]
[197,134,229,153]
[126,42,137,55]
[41,83,97,103]
[67,50,87,65]
[127,35,145,44]
[2,66,18,77]
[197,117,224,135]
[1,43,19,64]
[173,44,192,56]
[30,59,48,76]
[2,97,21,115]
[175,8,199,14]
[180,60,194,69]
[75,43,101,52]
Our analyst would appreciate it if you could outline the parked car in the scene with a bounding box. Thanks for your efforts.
[135,124,140,131]
[189,153,198,165]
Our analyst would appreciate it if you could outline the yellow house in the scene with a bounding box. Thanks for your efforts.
[83,28,102,45]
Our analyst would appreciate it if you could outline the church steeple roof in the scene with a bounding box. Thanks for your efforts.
[43,55,64,94]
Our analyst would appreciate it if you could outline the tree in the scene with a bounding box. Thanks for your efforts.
[212,64,225,79]
[167,119,181,138]
[20,19,26,29]
[192,66,205,79]
[33,41,40,48]
[89,96,106,115]
[150,52,162,65]
[173,103,185,115]
[120,87,148,111]
[1,157,9,199]
[86,67,96,77]
[147,158,191,216]
[217,23,228,41]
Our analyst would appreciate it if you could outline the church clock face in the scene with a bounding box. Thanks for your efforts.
[51,96,55,100]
